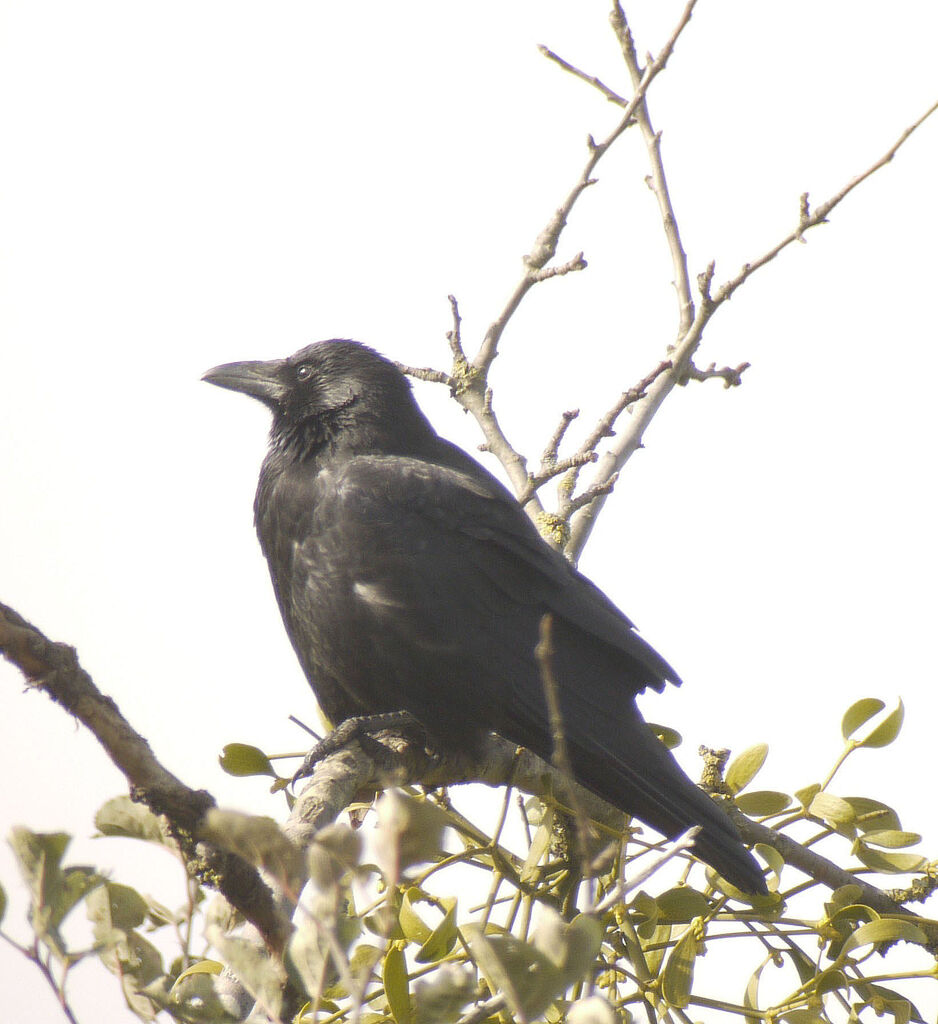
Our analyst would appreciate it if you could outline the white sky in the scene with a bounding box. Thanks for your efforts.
[1,2,937,1020]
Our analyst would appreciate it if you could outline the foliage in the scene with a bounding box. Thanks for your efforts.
[2,696,936,1023]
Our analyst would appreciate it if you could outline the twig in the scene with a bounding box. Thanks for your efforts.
[610,1,697,338]
[566,94,938,560]
[519,451,596,507]
[730,809,938,949]
[538,44,629,106]
[534,614,593,870]
[682,360,751,389]
[713,99,938,306]
[395,362,456,390]
[540,408,580,467]
[435,3,698,540]
[457,993,507,1024]
[557,359,671,526]
[532,250,588,282]
[474,0,694,377]
[593,827,700,914]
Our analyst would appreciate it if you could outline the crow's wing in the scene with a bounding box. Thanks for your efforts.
[260,450,681,751]
[271,452,765,894]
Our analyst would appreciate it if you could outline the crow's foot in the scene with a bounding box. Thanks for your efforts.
[291,711,425,786]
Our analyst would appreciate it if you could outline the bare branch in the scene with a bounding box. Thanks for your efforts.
[532,251,588,282]
[534,614,593,868]
[519,451,596,507]
[565,471,619,516]
[445,293,466,363]
[395,363,455,389]
[682,359,750,388]
[470,0,698,379]
[538,44,629,106]
[557,359,670,521]
[541,407,580,467]
[407,4,697,546]
[714,98,938,306]
[0,601,293,955]
[610,1,697,338]
[566,94,938,560]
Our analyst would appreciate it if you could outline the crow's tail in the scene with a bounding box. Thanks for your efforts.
[570,720,767,895]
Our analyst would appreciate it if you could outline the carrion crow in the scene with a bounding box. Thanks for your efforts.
[204,339,766,894]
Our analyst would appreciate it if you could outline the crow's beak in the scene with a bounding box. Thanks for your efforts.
[202,359,286,406]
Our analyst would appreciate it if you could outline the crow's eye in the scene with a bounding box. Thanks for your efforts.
[296,364,312,381]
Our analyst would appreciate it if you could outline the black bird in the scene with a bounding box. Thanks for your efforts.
[204,339,766,894]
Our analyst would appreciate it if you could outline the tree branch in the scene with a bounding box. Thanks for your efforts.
[610,1,696,339]
[565,93,938,560]
[0,601,293,955]
[404,4,698,543]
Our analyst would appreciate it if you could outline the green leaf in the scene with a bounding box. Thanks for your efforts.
[858,700,904,748]
[754,843,784,884]
[286,918,331,1001]
[207,927,286,1018]
[655,887,712,923]
[218,742,277,778]
[10,829,103,957]
[841,918,929,955]
[557,914,603,986]
[743,957,768,1024]
[814,967,847,994]
[53,867,105,931]
[373,791,450,877]
[853,844,926,875]
[175,959,224,981]
[735,790,792,816]
[383,945,413,1024]
[851,982,927,1024]
[725,744,768,794]
[795,783,821,810]
[646,723,682,750]
[399,889,433,946]
[10,828,70,898]
[628,890,659,941]
[95,796,169,846]
[780,1011,825,1024]
[202,809,303,885]
[844,797,901,833]
[566,995,617,1024]
[827,885,864,912]
[862,830,921,850]
[0,881,6,925]
[660,924,703,1008]
[463,923,562,1021]
[641,923,672,976]
[413,964,475,1024]
[841,698,885,740]
[159,970,237,1022]
[415,899,457,963]
[785,945,820,986]
[808,792,856,830]
[86,881,148,932]
[521,813,554,883]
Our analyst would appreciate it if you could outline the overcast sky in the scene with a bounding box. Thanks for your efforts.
[2,2,937,1020]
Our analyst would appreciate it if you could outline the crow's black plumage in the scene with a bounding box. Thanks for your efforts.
[204,339,766,894]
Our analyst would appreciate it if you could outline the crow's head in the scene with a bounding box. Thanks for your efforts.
[203,339,429,457]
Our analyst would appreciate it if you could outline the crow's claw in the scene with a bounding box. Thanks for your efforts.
[291,710,424,786]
